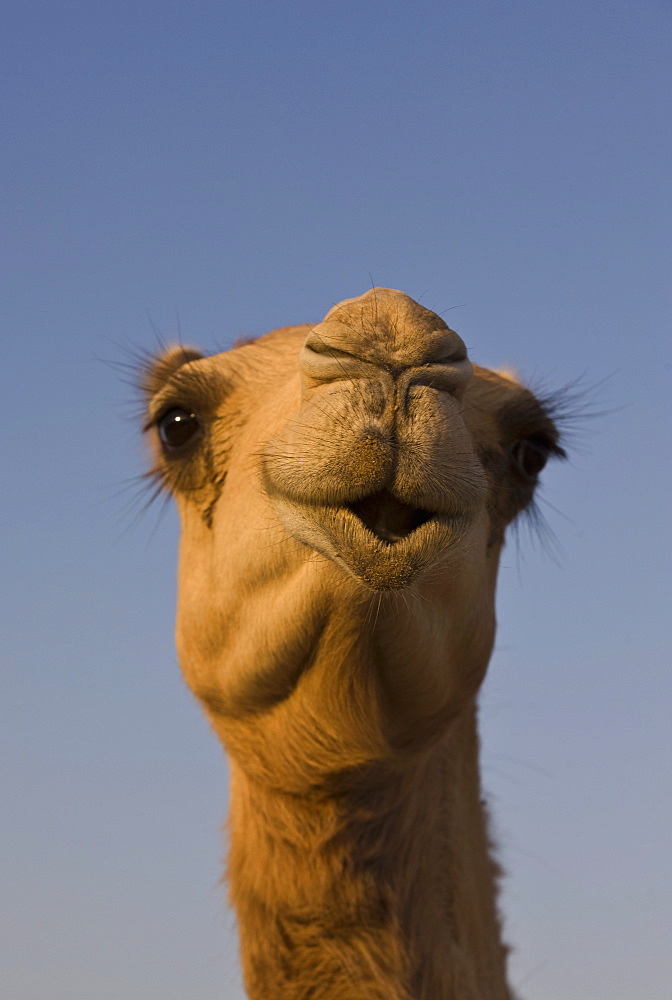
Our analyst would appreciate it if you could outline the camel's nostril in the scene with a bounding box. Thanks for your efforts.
[347,490,434,544]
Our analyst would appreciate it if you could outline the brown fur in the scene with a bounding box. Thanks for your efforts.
[141,289,564,999]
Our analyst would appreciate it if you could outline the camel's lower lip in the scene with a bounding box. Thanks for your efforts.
[271,493,472,590]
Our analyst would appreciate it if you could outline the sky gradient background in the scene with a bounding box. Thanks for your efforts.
[2,2,671,998]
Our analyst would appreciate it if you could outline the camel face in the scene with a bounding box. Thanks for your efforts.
[144,288,562,597]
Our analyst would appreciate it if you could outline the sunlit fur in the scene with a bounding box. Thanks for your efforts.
[141,288,564,1000]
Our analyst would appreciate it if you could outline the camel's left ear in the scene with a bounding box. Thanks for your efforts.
[492,366,522,385]
[141,346,204,400]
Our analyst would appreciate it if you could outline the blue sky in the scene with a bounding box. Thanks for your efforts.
[2,2,671,998]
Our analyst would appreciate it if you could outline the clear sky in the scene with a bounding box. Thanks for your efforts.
[2,2,670,998]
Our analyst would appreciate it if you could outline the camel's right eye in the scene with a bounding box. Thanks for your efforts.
[157,408,201,450]
[511,435,551,481]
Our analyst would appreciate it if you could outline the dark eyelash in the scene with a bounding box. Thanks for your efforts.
[534,374,615,447]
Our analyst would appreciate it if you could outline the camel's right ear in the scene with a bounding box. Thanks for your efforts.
[141,346,204,400]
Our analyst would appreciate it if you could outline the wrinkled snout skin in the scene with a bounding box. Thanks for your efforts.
[268,292,481,504]
[261,289,489,591]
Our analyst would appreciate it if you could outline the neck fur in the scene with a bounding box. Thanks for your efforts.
[222,704,510,1000]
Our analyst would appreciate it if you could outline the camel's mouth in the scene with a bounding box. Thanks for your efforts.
[347,490,435,545]
[269,489,471,591]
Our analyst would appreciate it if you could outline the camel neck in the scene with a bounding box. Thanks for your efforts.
[226,708,511,1000]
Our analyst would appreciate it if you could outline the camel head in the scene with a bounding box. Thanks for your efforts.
[142,288,563,720]
[143,286,562,582]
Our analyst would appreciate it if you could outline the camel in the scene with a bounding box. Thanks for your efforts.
[141,288,565,1000]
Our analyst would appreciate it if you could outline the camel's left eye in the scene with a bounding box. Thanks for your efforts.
[512,437,550,481]
[158,408,201,450]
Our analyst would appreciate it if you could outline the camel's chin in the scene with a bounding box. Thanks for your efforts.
[271,497,471,591]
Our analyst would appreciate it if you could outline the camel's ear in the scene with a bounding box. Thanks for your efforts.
[492,366,521,385]
[141,346,204,400]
